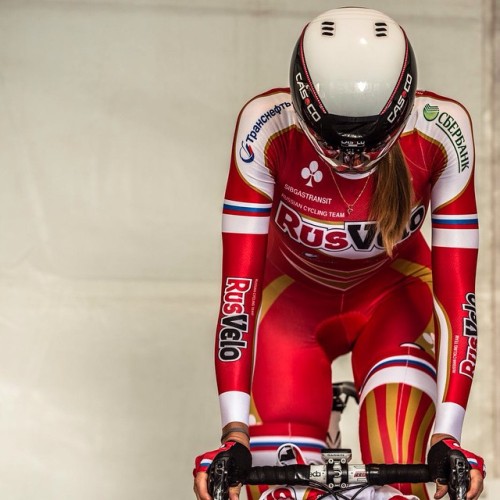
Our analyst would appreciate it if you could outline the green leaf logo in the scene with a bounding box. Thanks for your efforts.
[423,104,440,121]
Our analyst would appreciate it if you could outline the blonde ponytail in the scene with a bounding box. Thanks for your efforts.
[370,144,413,256]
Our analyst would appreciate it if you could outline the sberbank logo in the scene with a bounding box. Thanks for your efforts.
[423,103,470,172]
[423,104,440,121]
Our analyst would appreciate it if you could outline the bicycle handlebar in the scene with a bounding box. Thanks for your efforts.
[209,448,470,500]
[245,463,431,486]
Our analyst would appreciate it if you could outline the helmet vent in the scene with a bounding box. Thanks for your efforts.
[375,22,388,37]
[321,21,335,37]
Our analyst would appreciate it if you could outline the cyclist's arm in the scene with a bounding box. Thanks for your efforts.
[428,97,478,443]
[215,93,284,439]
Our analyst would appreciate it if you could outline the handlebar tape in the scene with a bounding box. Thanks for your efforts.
[246,465,311,485]
[245,463,431,486]
[366,464,431,485]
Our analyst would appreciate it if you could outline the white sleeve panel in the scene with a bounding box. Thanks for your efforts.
[234,92,294,200]
[432,227,479,249]
[415,98,475,213]
[219,391,251,427]
[222,214,270,234]
[433,402,466,442]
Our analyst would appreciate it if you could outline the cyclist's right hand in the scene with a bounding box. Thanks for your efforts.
[193,441,252,500]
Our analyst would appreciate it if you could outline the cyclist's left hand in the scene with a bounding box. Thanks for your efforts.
[428,436,485,499]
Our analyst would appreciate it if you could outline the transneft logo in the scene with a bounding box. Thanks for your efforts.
[459,292,477,379]
[238,102,291,164]
[239,142,254,163]
[295,72,321,123]
[388,73,413,124]
[218,277,253,361]
[275,201,425,253]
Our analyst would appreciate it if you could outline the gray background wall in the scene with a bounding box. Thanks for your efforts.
[0,0,497,498]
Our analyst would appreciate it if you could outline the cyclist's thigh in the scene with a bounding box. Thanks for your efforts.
[250,268,348,439]
[352,276,435,499]
[351,270,435,394]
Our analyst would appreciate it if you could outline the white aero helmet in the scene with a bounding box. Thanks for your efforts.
[290,7,417,173]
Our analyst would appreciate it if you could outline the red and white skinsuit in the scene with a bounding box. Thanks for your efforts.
[215,89,477,499]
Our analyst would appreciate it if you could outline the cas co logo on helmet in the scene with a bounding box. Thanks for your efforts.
[295,72,321,123]
[388,73,413,124]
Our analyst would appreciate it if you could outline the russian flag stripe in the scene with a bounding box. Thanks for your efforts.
[224,199,272,213]
[432,218,478,225]
[432,214,478,225]
[224,203,271,214]
[250,436,326,451]
[373,358,436,377]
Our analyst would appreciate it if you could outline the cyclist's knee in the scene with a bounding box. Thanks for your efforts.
[249,421,327,467]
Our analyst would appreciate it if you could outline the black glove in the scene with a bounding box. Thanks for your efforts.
[206,440,252,496]
[427,439,472,498]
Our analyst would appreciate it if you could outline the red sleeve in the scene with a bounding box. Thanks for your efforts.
[427,95,478,441]
[214,91,290,426]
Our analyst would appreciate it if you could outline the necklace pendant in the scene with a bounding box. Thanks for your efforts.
[347,205,353,215]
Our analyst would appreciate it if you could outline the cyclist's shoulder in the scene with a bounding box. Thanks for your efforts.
[408,90,473,131]
[237,87,295,125]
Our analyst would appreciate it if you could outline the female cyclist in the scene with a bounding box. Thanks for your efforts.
[194,7,485,500]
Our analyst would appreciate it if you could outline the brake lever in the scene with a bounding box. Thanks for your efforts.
[208,456,230,500]
[448,453,471,500]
